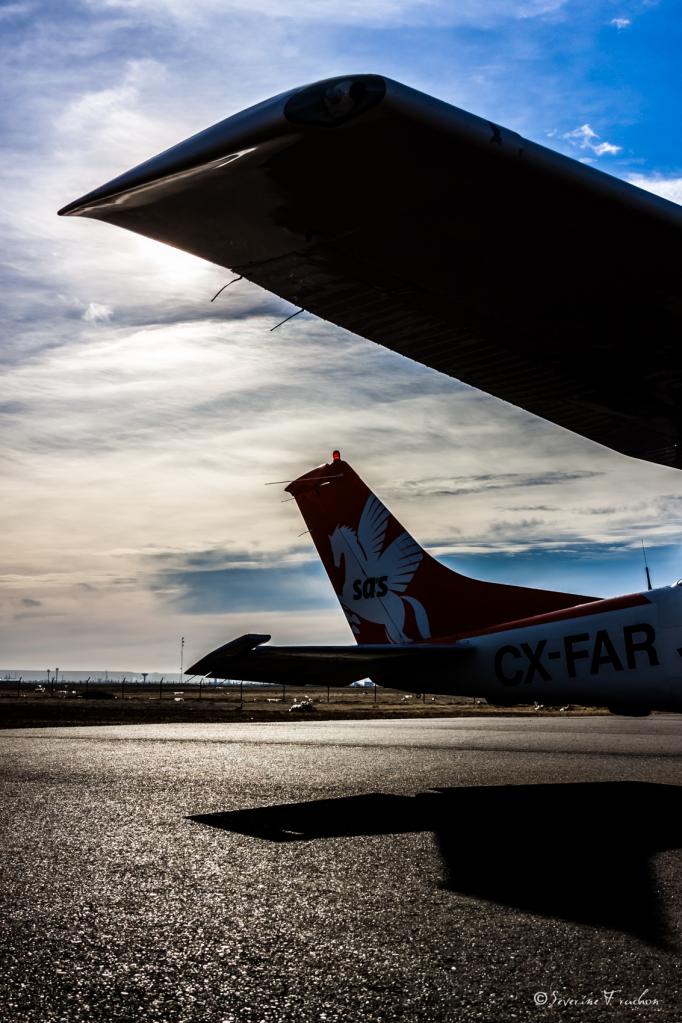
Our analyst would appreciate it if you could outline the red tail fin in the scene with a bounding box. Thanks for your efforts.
[287,454,596,643]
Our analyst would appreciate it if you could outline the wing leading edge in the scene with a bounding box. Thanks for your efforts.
[60,74,682,468]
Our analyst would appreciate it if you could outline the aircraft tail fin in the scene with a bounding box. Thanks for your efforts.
[286,453,596,644]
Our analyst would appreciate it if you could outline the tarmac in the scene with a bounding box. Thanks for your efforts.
[2,716,681,1021]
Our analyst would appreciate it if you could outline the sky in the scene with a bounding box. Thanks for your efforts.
[1,0,681,672]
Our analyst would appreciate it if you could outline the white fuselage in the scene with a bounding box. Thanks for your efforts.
[441,585,682,710]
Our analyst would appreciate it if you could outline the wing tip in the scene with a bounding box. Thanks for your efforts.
[57,199,83,218]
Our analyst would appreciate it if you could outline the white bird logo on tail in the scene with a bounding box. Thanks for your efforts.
[329,494,431,643]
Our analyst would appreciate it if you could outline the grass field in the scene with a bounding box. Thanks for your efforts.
[0,682,607,727]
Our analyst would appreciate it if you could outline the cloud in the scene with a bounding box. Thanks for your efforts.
[581,506,618,516]
[91,0,568,28]
[563,123,621,156]
[20,597,41,607]
[504,504,556,512]
[399,470,602,498]
[626,174,682,205]
[59,295,114,323]
[0,3,33,18]
[82,302,114,323]
[155,561,336,614]
[438,541,682,600]
[609,17,631,29]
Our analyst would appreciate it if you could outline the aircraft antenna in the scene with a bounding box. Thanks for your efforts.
[270,308,304,332]
[640,539,653,591]
[210,276,243,302]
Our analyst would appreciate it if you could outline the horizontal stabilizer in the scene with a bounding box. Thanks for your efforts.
[186,634,472,686]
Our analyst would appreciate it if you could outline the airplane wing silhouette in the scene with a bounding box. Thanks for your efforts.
[59,74,682,468]
[186,633,472,685]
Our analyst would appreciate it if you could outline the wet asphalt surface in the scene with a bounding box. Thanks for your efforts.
[2,717,681,1022]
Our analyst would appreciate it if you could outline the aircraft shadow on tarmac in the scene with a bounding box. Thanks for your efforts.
[190,782,682,944]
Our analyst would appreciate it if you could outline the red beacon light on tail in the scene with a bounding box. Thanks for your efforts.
[332,450,341,462]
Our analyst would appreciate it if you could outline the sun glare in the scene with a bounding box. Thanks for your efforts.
[132,234,221,288]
